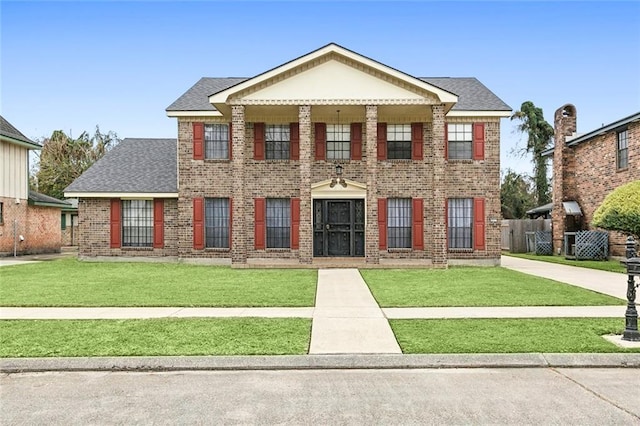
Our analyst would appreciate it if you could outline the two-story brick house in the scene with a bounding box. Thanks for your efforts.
[548,104,639,256]
[65,44,511,266]
[1,115,69,255]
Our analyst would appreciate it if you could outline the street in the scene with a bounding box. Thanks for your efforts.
[2,368,639,424]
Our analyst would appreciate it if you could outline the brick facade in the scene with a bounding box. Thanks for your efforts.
[552,105,639,256]
[0,196,63,256]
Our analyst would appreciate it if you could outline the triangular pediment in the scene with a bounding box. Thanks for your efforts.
[209,44,457,108]
[311,178,367,199]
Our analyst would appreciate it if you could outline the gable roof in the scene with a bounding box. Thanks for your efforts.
[0,115,41,149]
[64,138,178,196]
[167,44,510,116]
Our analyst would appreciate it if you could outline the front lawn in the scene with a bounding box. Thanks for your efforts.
[391,318,639,353]
[0,259,317,307]
[0,318,311,357]
[361,268,623,307]
[504,252,626,274]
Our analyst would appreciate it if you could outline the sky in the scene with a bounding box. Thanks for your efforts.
[2,1,639,178]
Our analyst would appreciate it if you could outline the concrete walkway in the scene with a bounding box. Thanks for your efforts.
[501,255,626,299]
[309,269,401,354]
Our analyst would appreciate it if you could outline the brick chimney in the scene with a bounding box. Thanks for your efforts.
[551,104,577,254]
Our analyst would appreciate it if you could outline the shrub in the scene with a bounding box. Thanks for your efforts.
[592,180,640,240]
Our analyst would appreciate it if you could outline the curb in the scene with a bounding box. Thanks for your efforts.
[2,353,640,373]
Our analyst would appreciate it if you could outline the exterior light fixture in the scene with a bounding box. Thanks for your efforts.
[330,162,347,188]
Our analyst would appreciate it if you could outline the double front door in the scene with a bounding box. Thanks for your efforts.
[313,199,365,257]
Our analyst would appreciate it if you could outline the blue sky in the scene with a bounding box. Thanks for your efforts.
[2,1,639,177]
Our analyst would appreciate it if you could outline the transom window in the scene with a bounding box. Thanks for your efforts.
[266,125,290,160]
[327,124,351,160]
[122,200,153,247]
[387,198,412,249]
[204,124,229,159]
[617,129,628,170]
[205,198,230,248]
[266,198,291,248]
[448,198,473,249]
[387,124,412,159]
[448,123,473,160]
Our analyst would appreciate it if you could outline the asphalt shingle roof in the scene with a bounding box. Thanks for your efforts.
[166,77,510,113]
[0,115,41,148]
[64,138,177,194]
[28,191,71,207]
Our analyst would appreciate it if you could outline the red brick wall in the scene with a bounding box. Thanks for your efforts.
[0,196,62,256]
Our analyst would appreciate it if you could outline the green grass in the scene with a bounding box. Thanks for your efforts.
[390,318,640,353]
[0,259,317,307]
[504,252,626,274]
[0,318,312,357]
[361,268,623,307]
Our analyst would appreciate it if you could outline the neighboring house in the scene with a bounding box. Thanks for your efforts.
[61,199,79,246]
[0,115,69,256]
[65,43,511,267]
[546,105,639,256]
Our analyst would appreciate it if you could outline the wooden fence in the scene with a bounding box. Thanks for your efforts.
[501,219,552,253]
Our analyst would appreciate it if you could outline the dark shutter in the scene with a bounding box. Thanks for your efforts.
[255,198,266,249]
[445,199,449,249]
[228,198,233,249]
[315,123,326,160]
[351,123,362,160]
[473,123,485,160]
[412,198,424,250]
[377,123,387,160]
[153,199,164,249]
[378,198,387,250]
[411,123,423,160]
[290,123,300,160]
[291,198,300,249]
[193,122,204,160]
[193,198,204,250]
[473,198,486,250]
[228,123,233,160]
[110,199,121,248]
[254,123,265,160]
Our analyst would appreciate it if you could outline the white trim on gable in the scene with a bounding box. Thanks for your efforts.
[166,111,223,117]
[447,110,511,118]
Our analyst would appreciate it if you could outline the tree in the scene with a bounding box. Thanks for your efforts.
[501,170,536,219]
[592,181,640,240]
[34,126,120,199]
[510,101,554,206]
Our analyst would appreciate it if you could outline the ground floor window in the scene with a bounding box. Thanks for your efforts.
[205,198,230,248]
[122,199,153,247]
[267,198,290,248]
[448,198,473,249]
[387,198,411,248]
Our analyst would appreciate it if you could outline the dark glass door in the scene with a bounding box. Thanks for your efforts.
[313,199,365,257]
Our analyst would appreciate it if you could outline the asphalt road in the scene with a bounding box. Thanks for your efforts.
[2,368,639,425]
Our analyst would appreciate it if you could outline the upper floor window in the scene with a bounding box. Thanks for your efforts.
[122,200,153,247]
[205,198,230,249]
[387,124,412,159]
[327,124,351,160]
[447,123,473,159]
[448,198,473,249]
[266,198,291,248]
[266,125,290,160]
[617,129,628,170]
[204,124,229,159]
[387,198,412,249]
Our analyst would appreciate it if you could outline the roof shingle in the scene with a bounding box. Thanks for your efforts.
[64,138,178,194]
[0,115,41,148]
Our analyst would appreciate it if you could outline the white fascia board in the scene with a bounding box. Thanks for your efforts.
[446,110,512,118]
[209,44,458,105]
[64,192,179,199]
[166,111,223,117]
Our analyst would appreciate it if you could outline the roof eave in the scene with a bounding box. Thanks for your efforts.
[166,110,223,117]
[566,112,640,147]
[447,110,512,118]
[1,135,42,150]
[64,192,179,198]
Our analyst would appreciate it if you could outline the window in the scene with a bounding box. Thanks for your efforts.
[204,124,229,159]
[266,198,290,248]
[448,123,473,159]
[387,124,412,159]
[387,198,411,248]
[326,124,351,160]
[122,200,153,247]
[61,213,67,230]
[617,129,628,170]
[205,198,230,248]
[266,125,290,160]
[448,198,473,249]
